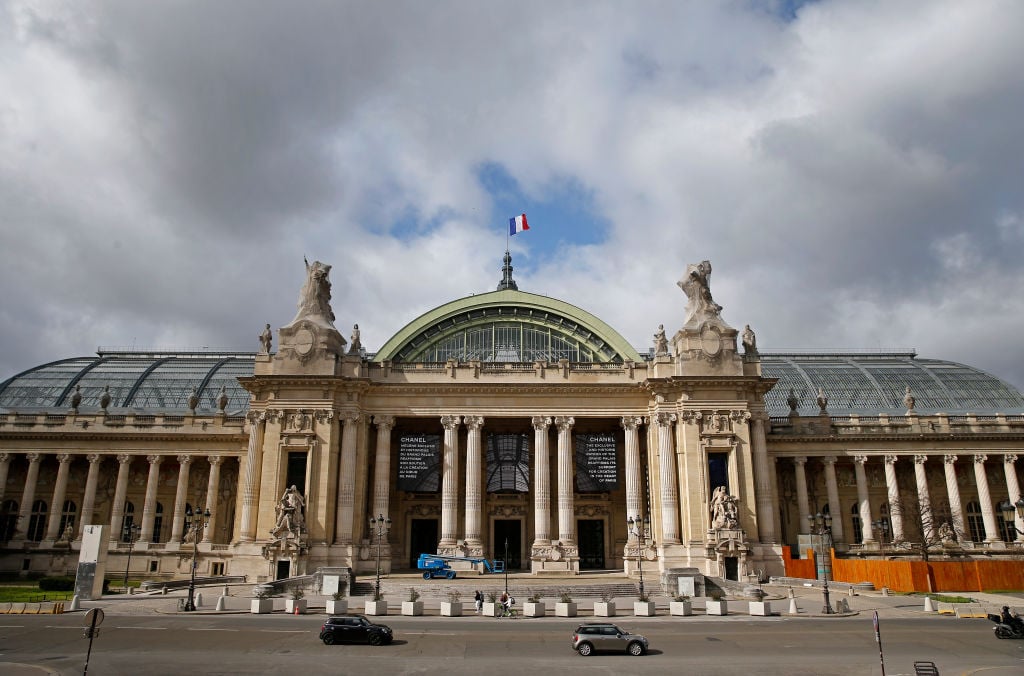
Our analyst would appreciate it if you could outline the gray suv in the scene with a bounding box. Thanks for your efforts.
[572,623,649,656]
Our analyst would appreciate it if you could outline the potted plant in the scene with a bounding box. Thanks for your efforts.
[705,591,728,616]
[482,590,502,617]
[402,587,424,616]
[326,590,348,615]
[250,587,274,614]
[555,589,577,617]
[670,594,693,616]
[593,589,615,617]
[633,590,655,616]
[441,589,462,617]
[365,589,388,616]
[285,586,307,615]
[523,590,545,618]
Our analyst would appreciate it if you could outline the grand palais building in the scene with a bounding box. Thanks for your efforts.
[1,256,1023,589]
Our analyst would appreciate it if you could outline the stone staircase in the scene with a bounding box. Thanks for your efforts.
[350,578,640,600]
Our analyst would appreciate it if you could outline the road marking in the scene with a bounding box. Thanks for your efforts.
[187,628,238,632]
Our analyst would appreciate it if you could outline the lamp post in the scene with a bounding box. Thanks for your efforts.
[369,514,391,600]
[503,537,509,597]
[183,505,210,612]
[122,523,140,594]
[872,518,890,555]
[807,512,835,614]
[626,514,651,600]
[997,496,1024,537]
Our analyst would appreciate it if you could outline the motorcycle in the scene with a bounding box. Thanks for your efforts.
[986,613,1024,639]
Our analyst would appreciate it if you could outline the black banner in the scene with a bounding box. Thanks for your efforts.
[574,433,618,491]
[397,433,441,492]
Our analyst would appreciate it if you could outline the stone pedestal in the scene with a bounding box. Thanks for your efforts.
[593,601,615,617]
[440,602,462,616]
[706,599,728,615]
[365,600,388,616]
[326,599,348,614]
[670,600,693,616]
[523,601,545,618]
[633,601,656,616]
[401,601,424,616]
[251,599,273,614]
[555,602,577,617]
[749,601,772,616]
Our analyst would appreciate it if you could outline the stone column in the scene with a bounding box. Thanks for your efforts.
[138,455,163,543]
[532,416,552,548]
[655,412,680,544]
[854,455,874,543]
[335,412,361,544]
[794,456,811,530]
[44,454,73,541]
[371,415,395,519]
[463,416,485,554]
[170,456,192,545]
[555,416,576,544]
[78,454,103,539]
[943,455,966,540]
[108,454,132,544]
[0,453,10,504]
[438,415,462,548]
[884,455,904,542]
[202,456,223,543]
[1003,455,1023,542]
[822,457,845,543]
[972,454,999,542]
[622,416,644,523]
[913,455,935,543]
[750,415,777,543]
[238,412,266,542]
[14,453,42,541]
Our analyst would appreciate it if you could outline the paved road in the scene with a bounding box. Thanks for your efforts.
[2,612,1023,675]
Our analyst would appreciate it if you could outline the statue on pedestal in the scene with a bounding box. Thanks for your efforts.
[710,486,739,529]
[653,324,669,356]
[741,324,757,355]
[678,260,722,326]
[259,324,273,353]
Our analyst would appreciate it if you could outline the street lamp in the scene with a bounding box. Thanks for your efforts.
[368,514,391,600]
[626,514,651,600]
[122,523,141,594]
[183,505,210,612]
[872,518,890,554]
[807,512,835,614]
[503,537,509,597]
[997,496,1024,536]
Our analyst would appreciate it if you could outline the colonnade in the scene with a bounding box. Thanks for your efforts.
[784,452,1023,544]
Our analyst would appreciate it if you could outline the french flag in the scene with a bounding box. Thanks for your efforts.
[509,213,530,235]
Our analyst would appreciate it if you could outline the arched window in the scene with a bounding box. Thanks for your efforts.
[965,501,985,542]
[121,501,136,542]
[850,503,863,544]
[27,500,47,542]
[153,502,164,543]
[0,500,18,541]
[58,500,77,537]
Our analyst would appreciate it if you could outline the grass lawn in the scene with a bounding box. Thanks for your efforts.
[0,586,74,603]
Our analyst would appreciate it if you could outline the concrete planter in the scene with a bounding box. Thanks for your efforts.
[326,599,348,615]
[706,599,728,615]
[593,601,616,617]
[482,602,502,617]
[749,601,772,616]
[250,599,274,614]
[670,601,693,616]
[523,601,545,618]
[555,602,578,617]
[365,600,388,616]
[633,601,656,616]
[285,599,307,615]
[440,601,462,617]
[402,601,424,616]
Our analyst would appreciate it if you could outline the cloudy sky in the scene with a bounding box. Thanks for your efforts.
[2,0,1023,392]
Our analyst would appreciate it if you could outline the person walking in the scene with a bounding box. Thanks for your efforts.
[474,590,483,614]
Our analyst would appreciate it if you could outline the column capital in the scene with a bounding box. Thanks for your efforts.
[116,453,132,465]
[207,455,223,467]
[56,453,72,464]
[554,416,575,431]
[0,453,9,464]
[854,454,869,465]
[679,410,701,425]
[973,453,988,464]
[176,454,192,465]
[146,454,163,465]
[1004,454,1019,464]
[440,415,461,430]
[531,415,552,431]
[373,414,396,430]
[340,411,362,426]
[793,456,807,466]
[620,416,643,431]
[822,456,837,467]
[914,454,928,465]
[26,452,41,463]
[246,410,267,424]
[655,412,677,427]
[885,454,899,465]
[943,454,958,465]
[463,415,484,431]
[86,453,102,464]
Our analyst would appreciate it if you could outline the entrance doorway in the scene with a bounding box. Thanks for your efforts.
[276,560,290,580]
[724,557,738,581]
[493,520,521,570]
[577,519,605,569]
[409,519,439,568]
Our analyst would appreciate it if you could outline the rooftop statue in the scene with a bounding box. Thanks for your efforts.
[678,260,722,326]
[289,257,336,327]
[653,324,669,356]
[258,323,273,353]
[742,324,757,355]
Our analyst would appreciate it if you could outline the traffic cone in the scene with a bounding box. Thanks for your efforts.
[788,597,799,615]
[293,605,300,615]
[923,596,935,612]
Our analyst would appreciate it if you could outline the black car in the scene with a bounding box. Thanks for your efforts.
[320,614,394,646]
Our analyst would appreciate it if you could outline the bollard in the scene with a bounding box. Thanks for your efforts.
[848,586,855,597]
[216,596,226,611]
[162,585,168,595]
[195,592,203,608]
[881,587,890,597]
[788,597,799,615]
[923,596,935,612]
[69,595,80,611]
[223,585,230,597]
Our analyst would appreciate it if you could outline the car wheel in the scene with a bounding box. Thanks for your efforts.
[995,627,1012,639]
[422,572,432,580]
[368,632,383,646]
[577,642,593,656]
[446,571,456,580]
[322,633,336,646]
[627,641,645,656]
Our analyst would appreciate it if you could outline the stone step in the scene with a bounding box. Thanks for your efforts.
[351,580,640,600]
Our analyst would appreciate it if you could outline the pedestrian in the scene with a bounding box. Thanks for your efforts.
[474,590,483,614]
